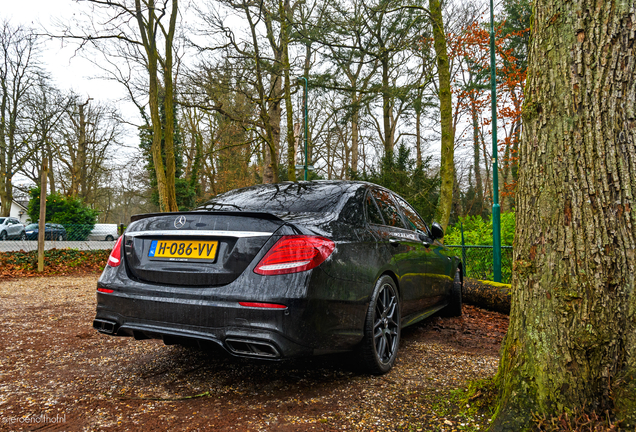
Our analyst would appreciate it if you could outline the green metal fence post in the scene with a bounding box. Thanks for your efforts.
[489,0,502,282]
[460,222,467,278]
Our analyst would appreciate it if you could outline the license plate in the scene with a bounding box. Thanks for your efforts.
[148,240,218,261]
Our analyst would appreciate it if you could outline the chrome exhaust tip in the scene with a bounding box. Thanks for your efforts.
[225,338,280,358]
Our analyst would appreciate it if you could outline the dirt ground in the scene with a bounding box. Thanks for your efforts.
[0,275,508,432]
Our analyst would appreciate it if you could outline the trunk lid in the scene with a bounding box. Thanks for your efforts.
[123,212,284,286]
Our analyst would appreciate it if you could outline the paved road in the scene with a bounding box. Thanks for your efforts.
[0,240,116,252]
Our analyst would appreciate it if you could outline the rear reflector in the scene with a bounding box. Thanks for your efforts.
[254,235,335,276]
[107,236,123,267]
[239,302,287,309]
[97,288,114,293]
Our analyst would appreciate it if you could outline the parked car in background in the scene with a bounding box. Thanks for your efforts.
[24,223,67,241]
[88,224,119,241]
[0,217,26,240]
[94,181,462,374]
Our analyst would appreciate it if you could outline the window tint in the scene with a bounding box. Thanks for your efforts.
[200,183,355,213]
[365,192,384,225]
[394,195,429,234]
[371,189,405,228]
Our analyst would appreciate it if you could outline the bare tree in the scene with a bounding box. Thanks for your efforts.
[54,0,181,211]
[0,22,43,217]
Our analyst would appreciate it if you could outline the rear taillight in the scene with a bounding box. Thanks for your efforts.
[254,235,335,275]
[239,302,287,309]
[107,236,123,267]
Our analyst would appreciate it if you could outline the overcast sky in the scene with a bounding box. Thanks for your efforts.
[4,0,130,108]
[3,0,144,188]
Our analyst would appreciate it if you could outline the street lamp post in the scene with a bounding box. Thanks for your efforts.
[297,76,309,181]
[489,0,502,282]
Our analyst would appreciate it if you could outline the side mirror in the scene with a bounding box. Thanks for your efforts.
[430,222,444,240]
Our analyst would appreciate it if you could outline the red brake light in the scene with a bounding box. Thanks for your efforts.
[254,235,335,275]
[239,302,287,309]
[107,236,123,267]
[97,288,114,293]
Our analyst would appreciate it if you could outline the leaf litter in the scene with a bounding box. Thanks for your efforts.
[0,275,508,431]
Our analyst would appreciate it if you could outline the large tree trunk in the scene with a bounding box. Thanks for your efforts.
[351,90,359,175]
[162,0,179,212]
[281,0,295,182]
[136,0,170,212]
[429,0,454,230]
[471,96,483,215]
[381,57,393,158]
[492,1,636,429]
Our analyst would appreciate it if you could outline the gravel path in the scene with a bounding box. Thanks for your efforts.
[0,275,507,431]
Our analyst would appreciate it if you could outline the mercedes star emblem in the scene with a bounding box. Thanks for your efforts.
[174,215,187,229]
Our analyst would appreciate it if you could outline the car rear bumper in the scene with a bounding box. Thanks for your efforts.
[94,265,368,359]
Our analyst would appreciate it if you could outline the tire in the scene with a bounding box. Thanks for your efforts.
[359,275,401,375]
[440,269,463,317]
[19,231,26,241]
[105,235,114,241]
[0,231,7,241]
[57,234,64,241]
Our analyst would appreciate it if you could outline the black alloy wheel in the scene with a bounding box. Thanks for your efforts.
[360,275,401,374]
[19,231,26,240]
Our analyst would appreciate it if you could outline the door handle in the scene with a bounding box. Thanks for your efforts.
[388,238,401,246]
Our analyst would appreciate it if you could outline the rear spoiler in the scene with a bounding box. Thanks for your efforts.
[130,211,284,223]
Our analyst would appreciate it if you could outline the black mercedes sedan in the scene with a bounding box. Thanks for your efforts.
[94,181,462,374]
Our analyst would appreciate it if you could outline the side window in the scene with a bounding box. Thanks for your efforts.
[394,195,429,234]
[365,192,384,225]
[371,189,406,229]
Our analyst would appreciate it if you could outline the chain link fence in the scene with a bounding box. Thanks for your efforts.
[0,224,121,252]
[447,245,514,284]
[3,222,515,281]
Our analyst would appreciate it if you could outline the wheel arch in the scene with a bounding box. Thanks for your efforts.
[379,270,400,297]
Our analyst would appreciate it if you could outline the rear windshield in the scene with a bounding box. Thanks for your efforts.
[199,183,354,213]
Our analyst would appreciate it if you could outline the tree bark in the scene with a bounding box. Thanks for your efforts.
[492,1,636,429]
[430,0,454,231]
[471,96,484,215]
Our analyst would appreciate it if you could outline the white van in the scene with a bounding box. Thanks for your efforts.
[88,224,119,241]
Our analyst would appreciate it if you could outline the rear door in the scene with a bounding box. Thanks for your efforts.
[366,188,427,317]
[8,218,19,237]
